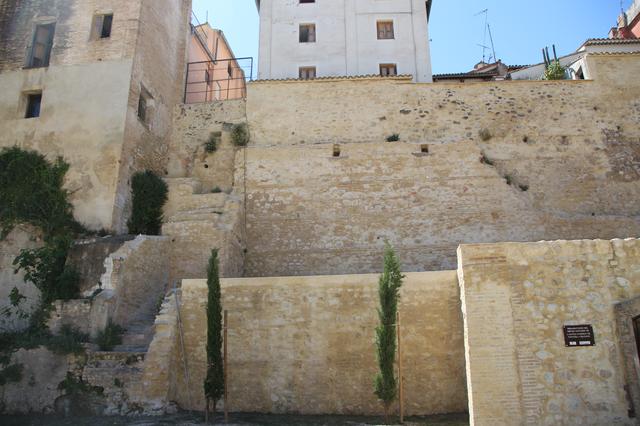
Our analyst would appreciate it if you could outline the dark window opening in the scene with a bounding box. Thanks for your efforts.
[377,21,394,40]
[300,0,315,3]
[380,64,397,77]
[421,144,429,153]
[100,14,113,38]
[299,67,316,80]
[25,93,42,119]
[575,66,585,80]
[27,23,55,68]
[299,24,316,43]
[228,63,233,78]
[333,145,341,157]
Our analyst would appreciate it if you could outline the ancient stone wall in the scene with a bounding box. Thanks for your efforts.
[112,0,192,232]
[239,53,640,276]
[172,272,467,416]
[99,235,171,326]
[457,238,640,426]
[0,226,42,332]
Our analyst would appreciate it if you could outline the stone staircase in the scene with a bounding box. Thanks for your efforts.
[162,177,245,280]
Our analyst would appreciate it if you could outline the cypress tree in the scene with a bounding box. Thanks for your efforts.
[204,249,224,420]
[374,242,404,423]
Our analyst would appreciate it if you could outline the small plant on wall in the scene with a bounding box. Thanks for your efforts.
[231,123,250,147]
[127,170,168,235]
[204,249,224,422]
[374,242,404,424]
[204,132,221,154]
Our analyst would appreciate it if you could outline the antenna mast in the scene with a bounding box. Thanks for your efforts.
[474,9,497,63]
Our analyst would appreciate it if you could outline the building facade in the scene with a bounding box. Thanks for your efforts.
[0,0,192,232]
[256,0,433,82]
[185,22,247,103]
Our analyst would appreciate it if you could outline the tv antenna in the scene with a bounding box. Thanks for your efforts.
[474,9,497,64]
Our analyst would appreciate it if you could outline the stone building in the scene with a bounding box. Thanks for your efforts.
[256,0,433,82]
[0,0,192,232]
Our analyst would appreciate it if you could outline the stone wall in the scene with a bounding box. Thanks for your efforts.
[0,226,42,332]
[100,235,171,326]
[172,272,467,416]
[241,53,640,276]
[457,238,640,426]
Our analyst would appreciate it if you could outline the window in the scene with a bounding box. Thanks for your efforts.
[300,0,315,3]
[138,87,152,124]
[27,23,55,68]
[92,14,113,39]
[377,21,394,40]
[575,66,585,80]
[228,63,233,78]
[25,92,42,119]
[299,24,316,43]
[299,66,316,80]
[379,64,397,77]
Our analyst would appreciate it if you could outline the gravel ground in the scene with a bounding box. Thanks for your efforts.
[0,412,469,426]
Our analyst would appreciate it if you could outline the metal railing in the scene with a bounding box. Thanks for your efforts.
[184,57,253,104]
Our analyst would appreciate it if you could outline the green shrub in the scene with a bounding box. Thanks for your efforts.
[13,235,79,304]
[0,147,79,240]
[46,325,88,355]
[95,321,124,351]
[231,123,250,147]
[0,363,23,386]
[127,170,168,235]
[386,134,400,142]
[543,60,566,80]
[211,186,223,193]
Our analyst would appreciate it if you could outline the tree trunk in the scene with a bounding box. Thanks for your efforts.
[384,403,390,425]
[205,398,209,424]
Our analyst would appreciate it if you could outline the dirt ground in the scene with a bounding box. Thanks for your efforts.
[0,412,469,425]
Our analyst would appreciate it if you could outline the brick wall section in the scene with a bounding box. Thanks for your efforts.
[171,272,467,416]
[458,239,640,426]
[240,54,640,276]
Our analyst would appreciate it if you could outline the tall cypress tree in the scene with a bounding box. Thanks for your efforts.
[204,249,224,420]
[374,242,404,423]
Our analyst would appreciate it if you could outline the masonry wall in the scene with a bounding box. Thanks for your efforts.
[172,272,467,415]
[0,0,146,230]
[112,0,192,232]
[242,54,640,276]
[457,238,640,426]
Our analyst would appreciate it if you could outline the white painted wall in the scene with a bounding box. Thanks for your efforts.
[258,0,432,82]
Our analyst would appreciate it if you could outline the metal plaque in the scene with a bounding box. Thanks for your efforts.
[563,324,595,347]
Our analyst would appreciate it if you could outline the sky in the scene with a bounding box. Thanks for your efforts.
[192,0,633,76]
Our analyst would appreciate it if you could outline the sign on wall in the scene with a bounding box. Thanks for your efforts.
[563,324,595,347]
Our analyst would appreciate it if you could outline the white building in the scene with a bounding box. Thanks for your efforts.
[256,0,433,82]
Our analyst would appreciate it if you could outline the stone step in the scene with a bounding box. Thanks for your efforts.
[164,193,228,219]
[164,177,203,195]
[165,208,225,223]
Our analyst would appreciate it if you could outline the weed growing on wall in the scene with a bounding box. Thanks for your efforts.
[95,321,124,351]
[374,242,404,423]
[0,147,80,239]
[386,134,400,142]
[127,170,168,235]
[205,132,220,153]
[204,249,224,419]
[0,147,83,333]
[231,123,250,147]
